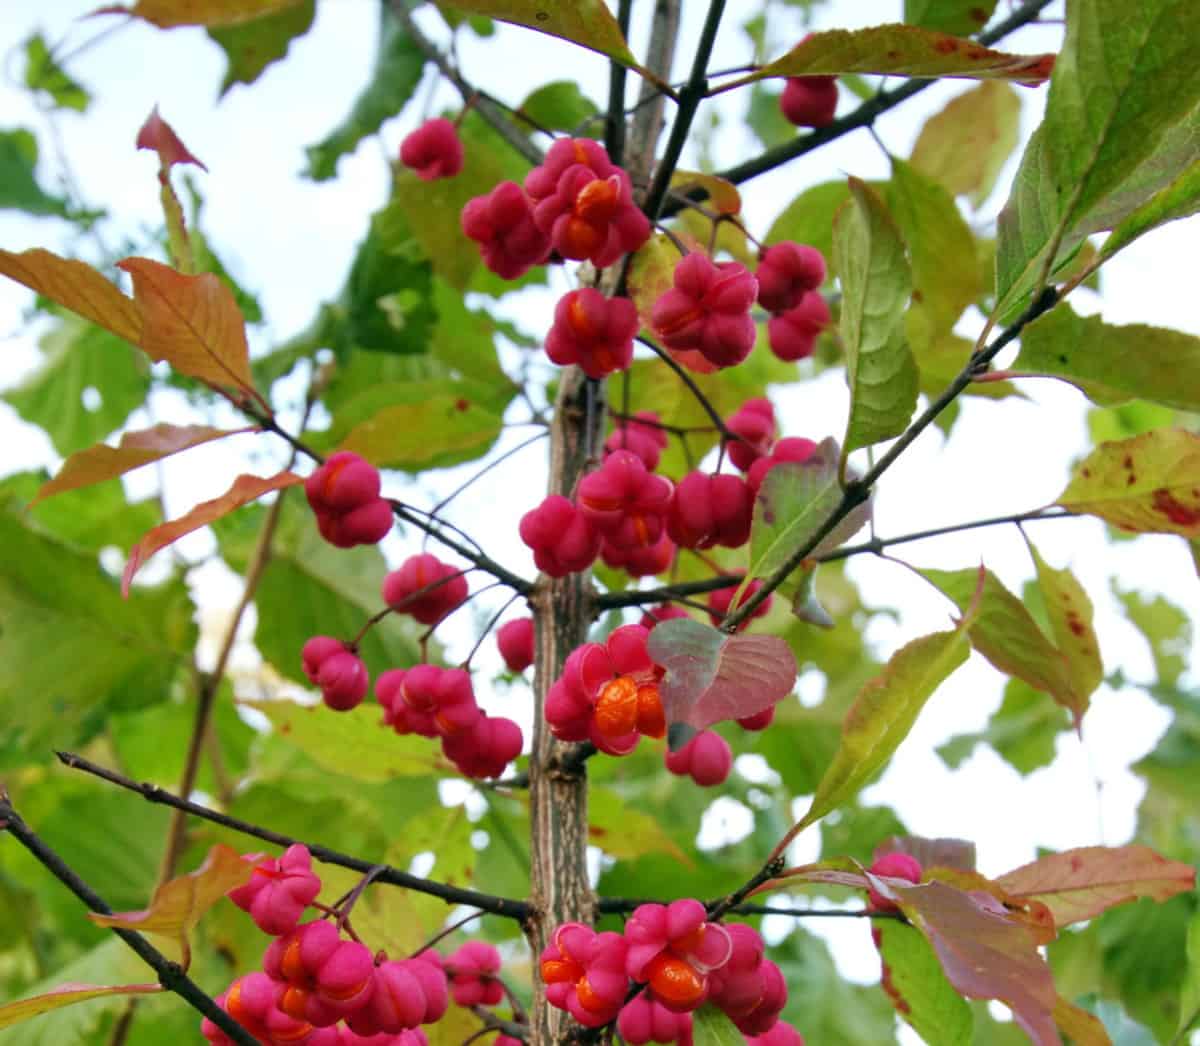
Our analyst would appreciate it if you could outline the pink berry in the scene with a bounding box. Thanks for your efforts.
[604,411,669,471]
[305,452,381,514]
[399,118,464,181]
[624,900,733,1012]
[302,636,345,684]
[746,1021,806,1046]
[461,180,552,280]
[780,76,839,128]
[519,494,601,577]
[667,472,754,550]
[746,437,819,496]
[381,664,480,739]
[524,138,651,268]
[664,730,733,788]
[600,532,676,578]
[382,554,468,626]
[445,940,504,1007]
[318,650,370,711]
[726,399,776,473]
[442,713,523,778]
[228,843,322,937]
[706,581,772,630]
[577,450,674,550]
[545,288,639,379]
[640,605,690,631]
[766,292,831,362]
[541,922,630,1027]
[618,993,694,1044]
[736,706,776,731]
[265,920,375,1025]
[497,617,535,673]
[731,959,787,1036]
[756,242,826,312]
[867,852,923,911]
[651,253,758,369]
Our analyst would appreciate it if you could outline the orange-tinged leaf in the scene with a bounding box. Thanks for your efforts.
[89,844,253,965]
[95,0,304,28]
[33,424,250,505]
[0,248,142,346]
[1053,996,1112,1046]
[872,876,1059,1045]
[116,257,259,402]
[995,844,1196,927]
[753,24,1055,84]
[1028,542,1102,726]
[136,105,207,170]
[1056,429,1200,537]
[122,471,301,595]
[0,982,162,1029]
[669,170,742,215]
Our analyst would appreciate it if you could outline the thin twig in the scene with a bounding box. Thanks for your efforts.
[636,335,739,442]
[56,752,532,921]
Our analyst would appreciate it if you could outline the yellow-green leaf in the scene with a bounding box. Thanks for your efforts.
[0,983,162,1031]
[669,170,741,215]
[905,0,996,36]
[1098,156,1200,265]
[754,24,1054,83]
[1057,429,1200,537]
[338,396,503,471]
[835,177,918,461]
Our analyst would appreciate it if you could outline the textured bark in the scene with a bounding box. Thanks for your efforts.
[527,365,605,1045]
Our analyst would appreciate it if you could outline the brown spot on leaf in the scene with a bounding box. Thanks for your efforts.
[589,826,608,838]
[970,6,989,22]
[1152,488,1200,527]
[887,49,900,59]
[1123,455,1134,469]
[1082,467,1092,478]
[454,398,470,412]
[912,289,924,303]
[1066,613,1086,637]
[933,37,958,55]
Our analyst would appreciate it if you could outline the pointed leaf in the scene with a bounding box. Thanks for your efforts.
[22,33,90,112]
[135,106,206,171]
[921,567,1079,714]
[911,81,1021,206]
[646,618,797,748]
[750,438,872,578]
[0,983,162,1030]
[0,249,141,345]
[438,1,638,68]
[1056,429,1200,537]
[669,170,741,216]
[904,0,997,36]
[995,0,1200,320]
[88,844,253,965]
[795,610,974,831]
[1098,156,1200,265]
[122,471,301,595]
[1013,304,1200,412]
[337,395,503,471]
[98,0,305,27]
[995,845,1196,927]
[208,0,315,94]
[872,876,1060,1045]
[835,177,918,459]
[1028,543,1102,720]
[116,257,258,400]
[755,24,1054,83]
[33,424,249,505]
[876,921,974,1046]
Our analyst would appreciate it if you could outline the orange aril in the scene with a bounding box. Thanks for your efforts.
[645,953,706,1008]
[541,956,584,984]
[574,175,621,222]
[636,684,665,738]
[575,974,608,1014]
[594,676,639,738]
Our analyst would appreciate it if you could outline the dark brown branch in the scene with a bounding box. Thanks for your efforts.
[55,752,532,922]
[0,798,260,1046]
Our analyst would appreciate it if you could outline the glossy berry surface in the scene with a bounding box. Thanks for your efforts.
[651,253,758,369]
[545,288,639,379]
[664,730,733,788]
[766,291,830,362]
[519,494,601,577]
[756,242,826,313]
[496,617,535,673]
[577,450,673,550]
[780,76,839,128]
[624,899,733,1013]
[399,117,464,181]
[305,452,393,548]
[667,471,754,550]
[461,180,551,280]
[381,554,468,626]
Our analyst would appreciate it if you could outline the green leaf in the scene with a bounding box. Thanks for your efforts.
[517,80,599,133]
[1056,429,1200,537]
[904,0,997,35]
[1013,303,1200,412]
[749,438,872,578]
[819,801,908,866]
[746,83,797,151]
[208,0,315,95]
[589,788,689,861]
[834,177,918,460]
[3,315,147,456]
[246,701,444,782]
[304,6,425,181]
[0,506,194,767]
[435,0,638,68]
[240,498,424,684]
[911,81,1021,207]
[1113,583,1190,689]
[937,679,1068,775]
[692,1005,744,1046]
[766,180,852,273]
[921,567,1079,716]
[1028,542,1102,722]
[0,129,68,216]
[995,1,1200,320]
[1098,156,1200,265]
[796,608,974,832]
[1177,909,1200,1040]
[22,34,90,112]
[877,921,974,1046]
[885,158,982,349]
[755,24,1054,83]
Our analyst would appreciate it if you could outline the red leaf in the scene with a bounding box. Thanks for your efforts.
[33,424,250,504]
[646,618,796,748]
[995,844,1196,927]
[871,876,1060,1045]
[116,257,260,403]
[136,106,207,172]
[122,471,301,596]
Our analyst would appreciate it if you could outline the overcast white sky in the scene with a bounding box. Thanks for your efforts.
[1,0,1198,1032]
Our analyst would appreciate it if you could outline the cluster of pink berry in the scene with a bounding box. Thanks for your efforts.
[377,663,522,779]
[755,243,831,362]
[541,901,803,1044]
[206,845,519,1045]
[865,852,924,1014]
[305,452,394,549]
